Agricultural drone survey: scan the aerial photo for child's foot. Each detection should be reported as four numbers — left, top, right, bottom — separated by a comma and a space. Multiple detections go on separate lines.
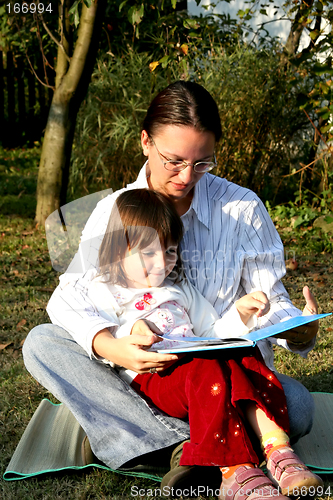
266, 448, 323, 496
218, 465, 288, 500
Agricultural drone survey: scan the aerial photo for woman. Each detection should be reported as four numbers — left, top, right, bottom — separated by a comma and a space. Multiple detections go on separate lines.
23, 81, 318, 491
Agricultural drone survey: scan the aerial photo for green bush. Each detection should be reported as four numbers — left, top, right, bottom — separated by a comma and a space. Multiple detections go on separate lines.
70, 45, 315, 204
69, 51, 179, 199
196, 45, 314, 203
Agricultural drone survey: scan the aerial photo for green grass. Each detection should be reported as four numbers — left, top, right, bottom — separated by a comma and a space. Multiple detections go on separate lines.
1, 148, 333, 499
0, 146, 40, 218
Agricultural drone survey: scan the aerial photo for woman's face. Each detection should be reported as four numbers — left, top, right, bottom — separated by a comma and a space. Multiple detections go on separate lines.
141, 125, 215, 214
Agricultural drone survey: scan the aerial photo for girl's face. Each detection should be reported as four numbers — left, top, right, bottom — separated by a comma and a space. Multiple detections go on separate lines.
122, 237, 178, 289
141, 125, 215, 216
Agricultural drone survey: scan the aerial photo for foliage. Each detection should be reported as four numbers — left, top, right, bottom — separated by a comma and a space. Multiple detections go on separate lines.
266, 198, 333, 254
100, 0, 241, 61
69, 50, 177, 198
266, 156, 333, 230
0, 2, 57, 84
267, 200, 319, 228
184, 0, 333, 201
2, 0, 333, 214
240, 0, 333, 137
70, 44, 315, 203
67, 1, 253, 199
285, 0, 333, 139
194, 44, 313, 201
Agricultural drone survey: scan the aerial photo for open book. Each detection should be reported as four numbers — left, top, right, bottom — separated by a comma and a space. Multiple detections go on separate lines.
151, 313, 331, 353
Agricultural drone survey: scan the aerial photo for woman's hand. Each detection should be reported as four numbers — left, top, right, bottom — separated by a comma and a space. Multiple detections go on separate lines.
92, 322, 180, 374
235, 291, 270, 325
282, 286, 319, 349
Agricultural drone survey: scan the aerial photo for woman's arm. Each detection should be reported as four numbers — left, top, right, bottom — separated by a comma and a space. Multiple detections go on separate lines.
240, 197, 318, 353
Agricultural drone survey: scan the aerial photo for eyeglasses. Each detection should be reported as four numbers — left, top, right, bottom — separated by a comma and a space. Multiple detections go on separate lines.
151, 138, 217, 173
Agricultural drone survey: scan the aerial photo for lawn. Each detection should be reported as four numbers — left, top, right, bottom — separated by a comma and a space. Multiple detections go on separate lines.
0, 148, 333, 499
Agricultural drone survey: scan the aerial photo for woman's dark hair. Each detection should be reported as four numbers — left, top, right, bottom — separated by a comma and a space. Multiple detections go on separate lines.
142, 80, 222, 142
99, 189, 184, 286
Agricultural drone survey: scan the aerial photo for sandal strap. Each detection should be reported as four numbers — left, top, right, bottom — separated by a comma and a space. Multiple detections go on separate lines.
268, 449, 307, 481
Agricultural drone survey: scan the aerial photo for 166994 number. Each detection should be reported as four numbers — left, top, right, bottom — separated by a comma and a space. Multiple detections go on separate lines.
6, 3, 53, 14
286, 485, 331, 497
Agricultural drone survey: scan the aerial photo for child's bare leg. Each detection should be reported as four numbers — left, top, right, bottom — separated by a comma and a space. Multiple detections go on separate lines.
245, 402, 291, 457
245, 402, 285, 438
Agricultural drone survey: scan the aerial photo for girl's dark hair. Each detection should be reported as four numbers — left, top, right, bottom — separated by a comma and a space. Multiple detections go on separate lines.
99, 189, 184, 287
142, 80, 222, 142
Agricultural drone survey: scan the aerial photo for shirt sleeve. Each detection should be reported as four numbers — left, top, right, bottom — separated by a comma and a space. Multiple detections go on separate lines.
180, 279, 256, 338
46, 192, 124, 358
239, 197, 315, 356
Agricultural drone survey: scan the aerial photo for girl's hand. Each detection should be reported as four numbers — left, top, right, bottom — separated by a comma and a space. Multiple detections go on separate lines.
235, 291, 270, 325
92, 325, 180, 374
130, 319, 163, 338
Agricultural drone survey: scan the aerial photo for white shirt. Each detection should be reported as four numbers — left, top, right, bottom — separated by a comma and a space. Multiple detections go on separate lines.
47, 165, 313, 370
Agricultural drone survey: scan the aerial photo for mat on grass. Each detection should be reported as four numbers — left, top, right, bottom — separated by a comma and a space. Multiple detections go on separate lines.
3, 399, 166, 481
293, 392, 333, 474
3, 392, 333, 481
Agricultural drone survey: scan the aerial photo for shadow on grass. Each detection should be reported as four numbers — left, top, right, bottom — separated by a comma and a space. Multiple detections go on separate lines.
0, 147, 39, 219
298, 370, 333, 394
0, 173, 37, 219
0, 194, 36, 219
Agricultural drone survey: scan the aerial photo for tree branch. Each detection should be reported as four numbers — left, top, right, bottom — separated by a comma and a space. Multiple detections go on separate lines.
13, 17, 55, 90
39, 10, 71, 63
35, 15, 50, 86
60, 0, 65, 46
283, 0, 315, 61
26, 52, 55, 90
61, 0, 99, 95
303, 108, 328, 147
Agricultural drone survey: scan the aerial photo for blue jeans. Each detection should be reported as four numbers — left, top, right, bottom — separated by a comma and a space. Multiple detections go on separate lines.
275, 372, 314, 444
22, 324, 314, 469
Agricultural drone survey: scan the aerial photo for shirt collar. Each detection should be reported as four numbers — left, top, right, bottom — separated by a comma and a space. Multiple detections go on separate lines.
129, 163, 212, 230
184, 174, 212, 230
127, 162, 150, 189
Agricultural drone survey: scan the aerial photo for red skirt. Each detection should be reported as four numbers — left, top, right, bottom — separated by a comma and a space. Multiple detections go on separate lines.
131, 347, 289, 467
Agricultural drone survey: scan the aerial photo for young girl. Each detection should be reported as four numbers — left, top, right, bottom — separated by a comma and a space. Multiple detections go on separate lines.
87, 188, 322, 500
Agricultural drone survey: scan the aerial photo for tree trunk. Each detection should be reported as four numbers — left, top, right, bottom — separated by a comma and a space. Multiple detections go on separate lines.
282, 0, 315, 62
35, 0, 102, 226
35, 93, 73, 220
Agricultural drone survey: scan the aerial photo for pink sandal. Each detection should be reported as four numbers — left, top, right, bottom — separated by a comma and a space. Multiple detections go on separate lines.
266, 448, 323, 496
218, 465, 288, 500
